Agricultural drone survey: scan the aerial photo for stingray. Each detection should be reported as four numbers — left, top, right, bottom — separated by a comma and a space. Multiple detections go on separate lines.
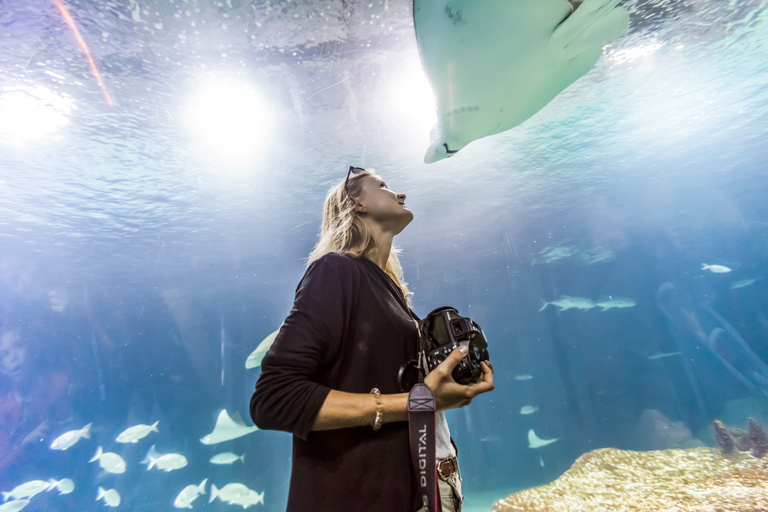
528, 428, 559, 448
245, 329, 280, 369
200, 410, 258, 445
413, 0, 629, 163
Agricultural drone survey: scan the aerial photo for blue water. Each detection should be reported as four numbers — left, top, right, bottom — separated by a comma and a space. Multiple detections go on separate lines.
2, 0, 768, 510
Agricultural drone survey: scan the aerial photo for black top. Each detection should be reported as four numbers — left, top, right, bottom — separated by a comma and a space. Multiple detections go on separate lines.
250, 252, 422, 511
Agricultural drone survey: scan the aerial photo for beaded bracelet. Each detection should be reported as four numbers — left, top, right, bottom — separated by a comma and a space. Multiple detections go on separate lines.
370, 387, 383, 431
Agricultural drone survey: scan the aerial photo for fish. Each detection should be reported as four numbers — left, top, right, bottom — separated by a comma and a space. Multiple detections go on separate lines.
96, 487, 120, 508
210, 452, 245, 465
116, 421, 159, 443
2, 481, 50, 501
200, 410, 258, 445
174, 479, 207, 509
209, 483, 251, 503
0, 500, 29, 512
89, 447, 126, 474
513, 374, 533, 381
520, 405, 539, 415
702, 263, 732, 273
730, 278, 757, 289
538, 296, 596, 312
595, 296, 636, 311
147, 453, 188, 472
528, 429, 559, 448
227, 489, 265, 508
413, 0, 628, 162
245, 329, 279, 369
49, 422, 92, 450
46, 478, 74, 495
647, 351, 682, 360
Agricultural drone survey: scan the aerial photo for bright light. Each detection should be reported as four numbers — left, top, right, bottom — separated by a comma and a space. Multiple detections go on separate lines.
385, 63, 437, 139
608, 42, 666, 64
0, 86, 74, 144
185, 78, 273, 166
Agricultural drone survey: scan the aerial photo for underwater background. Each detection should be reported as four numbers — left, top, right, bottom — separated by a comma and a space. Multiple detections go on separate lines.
1, 0, 768, 510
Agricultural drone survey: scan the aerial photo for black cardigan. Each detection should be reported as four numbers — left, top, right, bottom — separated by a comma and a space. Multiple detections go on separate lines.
250, 252, 422, 511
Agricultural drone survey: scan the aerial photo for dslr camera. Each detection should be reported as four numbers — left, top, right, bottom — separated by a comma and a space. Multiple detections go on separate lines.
422, 306, 490, 385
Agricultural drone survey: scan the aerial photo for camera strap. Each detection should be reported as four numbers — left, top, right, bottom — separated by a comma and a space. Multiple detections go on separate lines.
408, 383, 441, 512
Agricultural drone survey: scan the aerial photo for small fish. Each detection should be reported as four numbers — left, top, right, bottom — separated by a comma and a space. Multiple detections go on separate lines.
209, 483, 251, 503
89, 447, 126, 474
520, 405, 539, 415
0, 500, 29, 512
513, 374, 533, 381
116, 421, 159, 443
200, 410, 258, 445
730, 278, 757, 289
538, 296, 596, 312
528, 429, 559, 448
227, 489, 265, 508
2, 481, 50, 501
595, 296, 636, 311
147, 453, 188, 472
210, 452, 245, 465
702, 263, 732, 273
174, 479, 207, 509
245, 329, 279, 369
97, 487, 120, 507
49, 423, 92, 450
647, 351, 682, 360
46, 479, 75, 495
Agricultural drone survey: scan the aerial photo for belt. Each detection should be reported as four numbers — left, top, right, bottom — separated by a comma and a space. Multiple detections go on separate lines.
437, 456, 458, 478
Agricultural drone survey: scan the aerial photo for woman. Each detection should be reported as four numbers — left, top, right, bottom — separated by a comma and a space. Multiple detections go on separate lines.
250, 167, 494, 511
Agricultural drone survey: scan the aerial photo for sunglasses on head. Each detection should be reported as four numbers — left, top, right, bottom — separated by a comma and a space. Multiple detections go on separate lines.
345, 166, 366, 194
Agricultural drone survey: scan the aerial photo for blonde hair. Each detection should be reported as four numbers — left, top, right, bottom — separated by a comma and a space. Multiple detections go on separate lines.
307, 169, 412, 306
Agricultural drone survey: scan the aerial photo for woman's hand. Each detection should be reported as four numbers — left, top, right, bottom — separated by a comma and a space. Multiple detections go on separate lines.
423, 345, 494, 411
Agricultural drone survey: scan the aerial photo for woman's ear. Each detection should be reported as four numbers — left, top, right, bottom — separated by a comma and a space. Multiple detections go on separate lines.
354, 203, 367, 214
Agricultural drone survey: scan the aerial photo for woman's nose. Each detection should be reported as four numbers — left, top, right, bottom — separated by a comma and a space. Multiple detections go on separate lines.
397, 193, 406, 200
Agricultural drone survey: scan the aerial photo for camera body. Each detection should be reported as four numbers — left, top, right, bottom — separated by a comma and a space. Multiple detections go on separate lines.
422, 307, 489, 385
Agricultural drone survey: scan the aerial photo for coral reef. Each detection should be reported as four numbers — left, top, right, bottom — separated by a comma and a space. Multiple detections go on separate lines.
748, 418, 768, 458
493, 447, 768, 512
712, 419, 735, 453
712, 417, 768, 457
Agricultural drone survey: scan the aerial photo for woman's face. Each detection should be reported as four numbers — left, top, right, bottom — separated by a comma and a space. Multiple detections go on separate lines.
356, 174, 413, 234
0, 330, 27, 382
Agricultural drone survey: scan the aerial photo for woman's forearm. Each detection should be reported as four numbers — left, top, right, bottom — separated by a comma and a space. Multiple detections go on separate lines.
311, 389, 409, 431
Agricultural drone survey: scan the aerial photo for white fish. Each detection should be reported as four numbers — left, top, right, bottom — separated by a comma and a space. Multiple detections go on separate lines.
49, 423, 92, 450
209, 483, 251, 503
147, 453, 188, 472
97, 487, 121, 507
174, 479, 207, 509
46, 478, 75, 495
520, 405, 539, 415
200, 410, 258, 445
513, 374, 533, 381
0, 500, 29, 512
227, 489, 265, 508
116, 421, 159, 443
528, 429, 559, 449
245, 329, 279, 369
2, 481, 50, 501
210, 452, 245, 465
702, 263, 732, 273
647, 351, 682, 360
595, 296, 636, 311
89, 447, 126, 474
538, 296, 596, 312
730, 278, 757, 289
